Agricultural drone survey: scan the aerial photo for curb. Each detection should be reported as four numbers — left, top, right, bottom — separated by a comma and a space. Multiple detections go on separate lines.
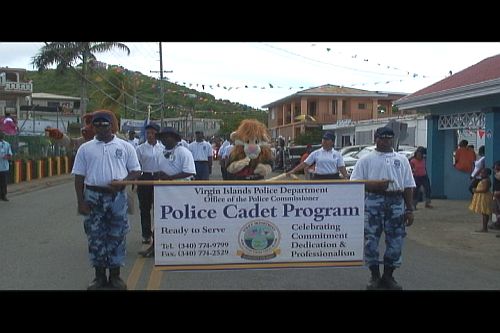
8, 174, 74, 197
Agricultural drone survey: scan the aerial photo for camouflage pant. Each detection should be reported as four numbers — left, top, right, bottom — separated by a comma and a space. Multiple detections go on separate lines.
364, 193, 406, 268
83, 189, 129, 268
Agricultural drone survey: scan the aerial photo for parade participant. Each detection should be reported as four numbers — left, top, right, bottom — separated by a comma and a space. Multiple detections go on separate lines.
0, 131, 13, 201
71, 111, 141, 290
286, 132, 348, 179
135, 122, 163, 244
188, 131, 213, 180
350, 126, 416, 290
218, 132, 235, 180
127, 130, 139, 148
226, 119, 273, 180
138, 126, 196, 258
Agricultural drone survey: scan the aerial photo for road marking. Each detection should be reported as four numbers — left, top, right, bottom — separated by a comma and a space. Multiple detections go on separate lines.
127, 243, 152, 290
127, 256, 146, 290
146, 267, 163, 290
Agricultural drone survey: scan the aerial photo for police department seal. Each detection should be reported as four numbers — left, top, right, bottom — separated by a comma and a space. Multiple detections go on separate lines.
237, 220, 280, 260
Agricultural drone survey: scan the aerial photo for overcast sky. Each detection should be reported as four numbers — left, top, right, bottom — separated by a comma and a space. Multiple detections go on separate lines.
2, 42, 500, 110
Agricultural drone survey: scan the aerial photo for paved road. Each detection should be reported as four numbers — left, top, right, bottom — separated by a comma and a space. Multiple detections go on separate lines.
2, 161, 500, 290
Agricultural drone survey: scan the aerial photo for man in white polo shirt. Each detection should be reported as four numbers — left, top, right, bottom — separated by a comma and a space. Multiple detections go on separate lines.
188, 130, 213, 180
135, 122, 163, 245
350, 126, 415, 290
138, 126, 196, 258
71, 110, 141, 290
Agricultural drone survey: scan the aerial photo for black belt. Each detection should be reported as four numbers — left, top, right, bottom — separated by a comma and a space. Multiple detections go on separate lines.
141, 171, 157, 176
86, 185, 116, 193
366, 190, 403, 197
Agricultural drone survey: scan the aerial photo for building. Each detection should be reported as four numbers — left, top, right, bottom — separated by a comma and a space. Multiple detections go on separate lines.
263, 84, 407, 146
120, 116, 222, 141
18, 93, 81, 134
0, 67, 33, 119
324, 113, 428, 148
395, 53, 500, 200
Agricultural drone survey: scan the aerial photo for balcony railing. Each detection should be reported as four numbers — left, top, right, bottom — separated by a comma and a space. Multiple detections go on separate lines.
1, 81, 33, 94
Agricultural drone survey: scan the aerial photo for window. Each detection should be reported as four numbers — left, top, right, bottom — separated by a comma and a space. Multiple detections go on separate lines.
358, 103, 366, 110
308, 101, 317, 117
331, 100, 337, 115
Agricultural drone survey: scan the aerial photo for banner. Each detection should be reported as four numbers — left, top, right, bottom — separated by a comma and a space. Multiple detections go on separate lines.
153, 181, 365, 270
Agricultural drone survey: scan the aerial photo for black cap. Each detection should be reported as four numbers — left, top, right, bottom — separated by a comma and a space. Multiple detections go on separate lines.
145, 122, 160, 132
374, 126, 395, 139
158, 126, 181, 141
92, 111, 112, 123
322, 131, 335, 141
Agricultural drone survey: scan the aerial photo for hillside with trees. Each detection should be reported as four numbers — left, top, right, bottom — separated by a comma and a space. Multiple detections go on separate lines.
26, 66, 268, 137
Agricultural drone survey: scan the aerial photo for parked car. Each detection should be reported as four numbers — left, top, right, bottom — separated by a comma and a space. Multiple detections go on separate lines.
283, 144, 322, 171
338, 144, 370, 157
344, 145, 418, 175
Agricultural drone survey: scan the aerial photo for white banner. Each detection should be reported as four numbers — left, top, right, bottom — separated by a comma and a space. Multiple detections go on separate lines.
153, 181, 365, 270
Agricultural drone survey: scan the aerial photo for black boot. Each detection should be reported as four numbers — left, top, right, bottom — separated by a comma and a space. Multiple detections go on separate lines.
108, 267, 127, 290
381, 266, 403, 290
87, 267, 107, 290
366, 265, 382, 290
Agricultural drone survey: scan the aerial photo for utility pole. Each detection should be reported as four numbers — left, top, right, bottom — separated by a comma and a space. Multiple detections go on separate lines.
150, 42, 173, 128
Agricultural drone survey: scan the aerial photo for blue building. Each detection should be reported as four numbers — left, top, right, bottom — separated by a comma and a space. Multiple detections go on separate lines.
395, 54, 500, 200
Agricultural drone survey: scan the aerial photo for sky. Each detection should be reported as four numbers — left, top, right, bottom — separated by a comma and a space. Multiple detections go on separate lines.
2, 42, 500, 110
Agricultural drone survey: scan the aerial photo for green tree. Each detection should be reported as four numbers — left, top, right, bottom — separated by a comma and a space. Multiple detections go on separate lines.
31, 42, 130, 116
90, 68, 141, 119
293, 128, 323, 145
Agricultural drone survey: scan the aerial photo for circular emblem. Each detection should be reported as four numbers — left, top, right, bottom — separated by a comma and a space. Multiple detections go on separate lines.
238, 220, 280, 260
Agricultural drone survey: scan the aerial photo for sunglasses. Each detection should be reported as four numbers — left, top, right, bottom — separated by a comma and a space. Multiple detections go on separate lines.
93, 121, 110, 127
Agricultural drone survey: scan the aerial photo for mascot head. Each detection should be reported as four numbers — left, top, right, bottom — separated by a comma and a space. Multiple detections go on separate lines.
81, 109, 119, 141
232, 119, 271, 160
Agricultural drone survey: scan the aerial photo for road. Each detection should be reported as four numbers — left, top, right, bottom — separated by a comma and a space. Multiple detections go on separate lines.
2, 161, 500, 290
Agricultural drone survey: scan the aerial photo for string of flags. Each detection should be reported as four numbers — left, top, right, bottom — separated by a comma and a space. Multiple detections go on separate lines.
301, 43, 434, 79
150, 73, 430, 94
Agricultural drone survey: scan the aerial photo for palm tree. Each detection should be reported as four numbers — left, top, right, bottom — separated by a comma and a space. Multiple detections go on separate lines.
91, 67, 140, 118
31, 42, 130, 116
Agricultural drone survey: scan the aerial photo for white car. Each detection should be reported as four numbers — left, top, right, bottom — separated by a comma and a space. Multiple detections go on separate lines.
345, 145, 417, 175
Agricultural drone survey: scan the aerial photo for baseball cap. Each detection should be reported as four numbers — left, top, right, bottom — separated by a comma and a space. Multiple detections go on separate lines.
92, 111, 112, 123
158, 126, 181, 141
374, 126, 395, 139
322, 131, 335, 141
145, 122, 160, 132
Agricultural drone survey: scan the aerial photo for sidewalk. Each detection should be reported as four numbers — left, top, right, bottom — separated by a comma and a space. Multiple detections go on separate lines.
7, 173, 74, 197
6, 163, 500, 269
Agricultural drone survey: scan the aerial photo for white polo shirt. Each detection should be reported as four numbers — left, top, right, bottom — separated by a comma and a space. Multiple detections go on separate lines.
157, 145, 196, 177
72, 136, 141, 187
304, 148, 345, 175
350, 149, 416, 191
136, 140, 165, 173
188, 140, 213, 161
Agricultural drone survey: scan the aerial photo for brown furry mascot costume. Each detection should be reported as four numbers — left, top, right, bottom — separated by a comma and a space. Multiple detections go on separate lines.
45, 109, 120, 152
226, 119, 273, 180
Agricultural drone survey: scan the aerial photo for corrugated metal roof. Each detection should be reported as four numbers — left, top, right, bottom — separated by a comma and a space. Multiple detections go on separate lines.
32, 92, 80, 100
396, 53, 500, 106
